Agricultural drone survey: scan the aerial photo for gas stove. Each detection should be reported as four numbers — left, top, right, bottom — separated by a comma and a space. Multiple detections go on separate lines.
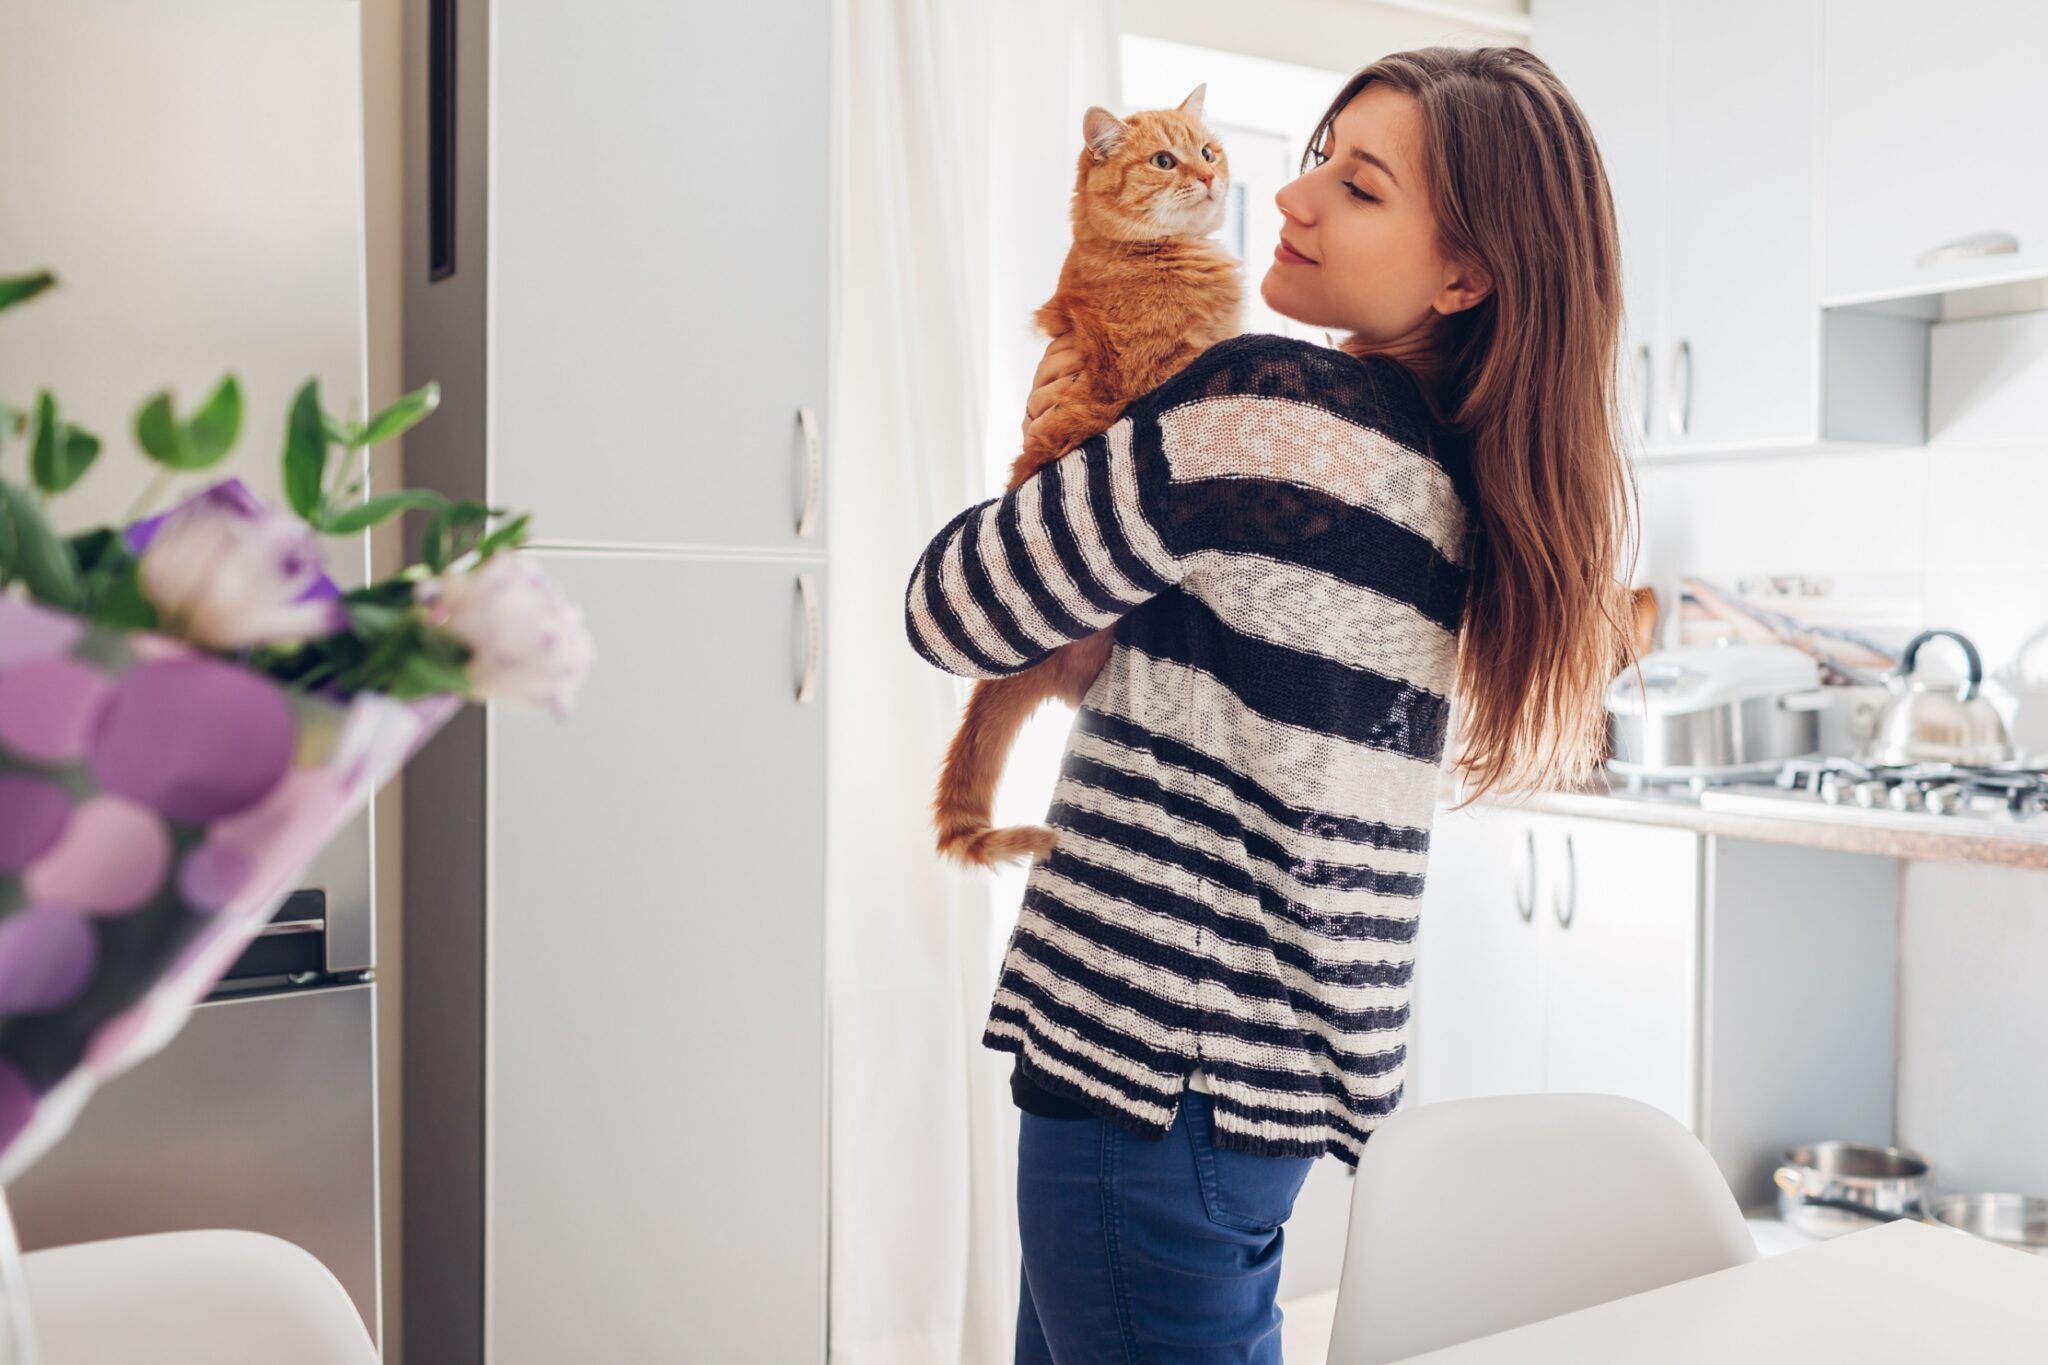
1679, 754, 2048, 827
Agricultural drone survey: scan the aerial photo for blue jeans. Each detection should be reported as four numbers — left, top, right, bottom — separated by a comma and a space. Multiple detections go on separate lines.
1014, 1090, 1317, 1363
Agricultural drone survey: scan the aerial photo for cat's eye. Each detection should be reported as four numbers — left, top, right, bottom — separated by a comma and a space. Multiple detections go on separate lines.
1151, 151, 1177, 170
1200, 145, 1215, 162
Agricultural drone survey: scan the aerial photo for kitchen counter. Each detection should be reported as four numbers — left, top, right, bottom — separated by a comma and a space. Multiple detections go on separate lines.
1441, 775, 2048, 872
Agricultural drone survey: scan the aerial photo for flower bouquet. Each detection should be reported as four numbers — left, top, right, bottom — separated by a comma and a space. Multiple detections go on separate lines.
0, 268, 593, 1194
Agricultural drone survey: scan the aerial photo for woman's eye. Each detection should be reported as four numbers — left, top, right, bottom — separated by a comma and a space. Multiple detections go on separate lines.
1200, 145, 1215, 162
1152, 151, 1177, 169
1309, 143, 1330, 167
1346, 182, 1378, 204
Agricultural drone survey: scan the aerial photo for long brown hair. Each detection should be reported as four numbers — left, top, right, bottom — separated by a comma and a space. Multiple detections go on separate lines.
1304, 46, 1642, 805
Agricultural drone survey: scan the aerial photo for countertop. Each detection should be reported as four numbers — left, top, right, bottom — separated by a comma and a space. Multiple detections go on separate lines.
1441, 774, 2048, 872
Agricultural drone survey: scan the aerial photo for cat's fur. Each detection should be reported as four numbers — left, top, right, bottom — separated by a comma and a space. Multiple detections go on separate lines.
933, 85, 1244, 869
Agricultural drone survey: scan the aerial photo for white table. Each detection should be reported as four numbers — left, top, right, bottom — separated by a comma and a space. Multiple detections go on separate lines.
1390, 1220, 2048, 1363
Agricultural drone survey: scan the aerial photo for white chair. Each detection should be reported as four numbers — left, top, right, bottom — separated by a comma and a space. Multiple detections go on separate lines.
1326, 1093, 1758, 1364
18, 1229, 376, 1365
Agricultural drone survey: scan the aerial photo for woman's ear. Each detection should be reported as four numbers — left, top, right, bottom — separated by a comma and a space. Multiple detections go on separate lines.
1083, 106, 1130, 160
1435, 257, 1494, 315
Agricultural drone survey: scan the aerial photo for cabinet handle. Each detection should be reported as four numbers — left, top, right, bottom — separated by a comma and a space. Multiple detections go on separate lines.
1633, 342, 1654, 442
795, 572, 822, 704
1553, 832, 1577, 929
1665, 340, 1692, 440
1915, 230, 2019, 270
1514, 830, 1536, 924
796, 406, 824, 538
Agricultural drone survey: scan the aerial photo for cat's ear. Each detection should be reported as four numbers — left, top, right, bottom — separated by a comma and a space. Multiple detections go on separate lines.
1178, 84, 1207, 123
1083, 106, 1130, 160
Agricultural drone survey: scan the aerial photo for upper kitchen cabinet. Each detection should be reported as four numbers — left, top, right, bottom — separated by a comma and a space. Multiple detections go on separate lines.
1655, 0, 1821, 452
1535, 0, 1831, 456
1528, 0, 1664, 449
1819, 0, 2048, 306
489, 0, 829, 551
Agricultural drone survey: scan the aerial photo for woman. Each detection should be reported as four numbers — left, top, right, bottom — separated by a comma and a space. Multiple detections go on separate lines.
903, 45, 1639, 1363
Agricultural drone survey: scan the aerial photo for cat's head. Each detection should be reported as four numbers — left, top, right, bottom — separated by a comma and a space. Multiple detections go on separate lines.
1074, 85, 1229, 243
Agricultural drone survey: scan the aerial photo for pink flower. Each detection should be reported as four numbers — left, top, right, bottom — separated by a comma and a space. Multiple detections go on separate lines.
137, 491, 345, 650
417, 552, 593, 715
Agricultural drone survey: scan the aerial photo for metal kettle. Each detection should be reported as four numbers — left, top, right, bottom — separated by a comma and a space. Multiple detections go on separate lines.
1869, 628, 2013, 766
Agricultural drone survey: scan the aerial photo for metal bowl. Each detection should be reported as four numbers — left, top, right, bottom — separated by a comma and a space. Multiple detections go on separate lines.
1774, 1140, 1933, 1240
1925, 1192, 2048, 1256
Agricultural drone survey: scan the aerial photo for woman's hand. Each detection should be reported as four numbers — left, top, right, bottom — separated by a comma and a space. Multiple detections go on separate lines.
1022, 329, 1084, 444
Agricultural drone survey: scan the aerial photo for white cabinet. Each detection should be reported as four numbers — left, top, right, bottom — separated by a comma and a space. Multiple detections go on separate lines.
1407, 806, 1546, 1100
1535, 0, 1923, 453
400, 3, 832, 1360
1655, 0, 1821, 451
1529, 0, 1664, 449
1538, 817, 1698, 1125
490, 0, 830, 551
489, 554, 826, 1364
1411, 803, 1902, 1204
1820, 0, 2048, 305
1412, 808, 1697, 1128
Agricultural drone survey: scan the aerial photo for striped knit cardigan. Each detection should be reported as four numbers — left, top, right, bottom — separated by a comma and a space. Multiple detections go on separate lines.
904, 332, 1478, 1167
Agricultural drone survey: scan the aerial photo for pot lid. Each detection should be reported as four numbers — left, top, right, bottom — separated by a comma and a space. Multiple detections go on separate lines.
1606, 642, 1823, 718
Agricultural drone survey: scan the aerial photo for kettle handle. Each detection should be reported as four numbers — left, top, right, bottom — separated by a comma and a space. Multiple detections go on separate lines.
1897, 628, 1984, 703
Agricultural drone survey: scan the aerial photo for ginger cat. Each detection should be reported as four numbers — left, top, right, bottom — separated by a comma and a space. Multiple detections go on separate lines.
932, 85, 1243, 869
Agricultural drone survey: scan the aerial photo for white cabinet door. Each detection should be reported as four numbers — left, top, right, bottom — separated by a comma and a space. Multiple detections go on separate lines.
1821, 0, 2048, 303
491, 0, 830, 551
1658, 0, 1820, 449
1535, 815, 1699, 1128
489, 553, 826, 1363
1410, 804, 1545, 1104
1531, 0, 1665, 448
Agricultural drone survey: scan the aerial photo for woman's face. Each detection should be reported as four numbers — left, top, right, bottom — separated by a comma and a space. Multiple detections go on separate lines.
1261, 83, 1490, 353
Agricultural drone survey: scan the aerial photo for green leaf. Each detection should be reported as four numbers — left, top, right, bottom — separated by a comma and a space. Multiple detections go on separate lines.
93, 567, 158, 629
318, 487, 450, 535
346, 601, 410, 635
343, 578, 417, 609
135, 375, 244, 471
421, 498, 489, 572
0, 271, 55, 314
0, 480, 80, 607
31, 392, 102, 494
282, 379, 327, 520
474, 512, 531, 561
359, 381, 441, 447
183, 374, 243, 466
134, 392, 182, 465
0, 403, 25, 439
385, 650, 472, 700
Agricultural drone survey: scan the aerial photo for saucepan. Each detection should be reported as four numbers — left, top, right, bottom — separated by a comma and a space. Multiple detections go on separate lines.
1775, 1141, 2048, 1256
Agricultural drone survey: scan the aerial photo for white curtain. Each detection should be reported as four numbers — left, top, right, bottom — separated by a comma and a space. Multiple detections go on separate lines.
824, 3, 1119, 1363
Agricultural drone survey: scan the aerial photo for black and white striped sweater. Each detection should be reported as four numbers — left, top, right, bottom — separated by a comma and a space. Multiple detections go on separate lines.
904, 331, 1478, 1167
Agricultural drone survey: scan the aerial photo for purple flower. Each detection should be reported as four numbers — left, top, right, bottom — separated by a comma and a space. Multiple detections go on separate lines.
417, 552, 594, 716
136, 482, 347, 650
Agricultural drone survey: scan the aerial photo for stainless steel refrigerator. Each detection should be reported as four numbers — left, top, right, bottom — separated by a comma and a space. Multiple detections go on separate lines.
0, 0, 385, 1342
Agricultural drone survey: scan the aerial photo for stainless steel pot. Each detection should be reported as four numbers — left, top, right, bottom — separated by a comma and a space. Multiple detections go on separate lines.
1606, 643, 1831, 780
1925, 1192, 2048, 1256
1870, 628, 2014, 766
1773, 1140, 1932, 1239
1775, 1185, 2048, 1258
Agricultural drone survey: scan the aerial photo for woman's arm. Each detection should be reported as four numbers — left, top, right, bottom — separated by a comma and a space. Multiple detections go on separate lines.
903, 418, 1183, 679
